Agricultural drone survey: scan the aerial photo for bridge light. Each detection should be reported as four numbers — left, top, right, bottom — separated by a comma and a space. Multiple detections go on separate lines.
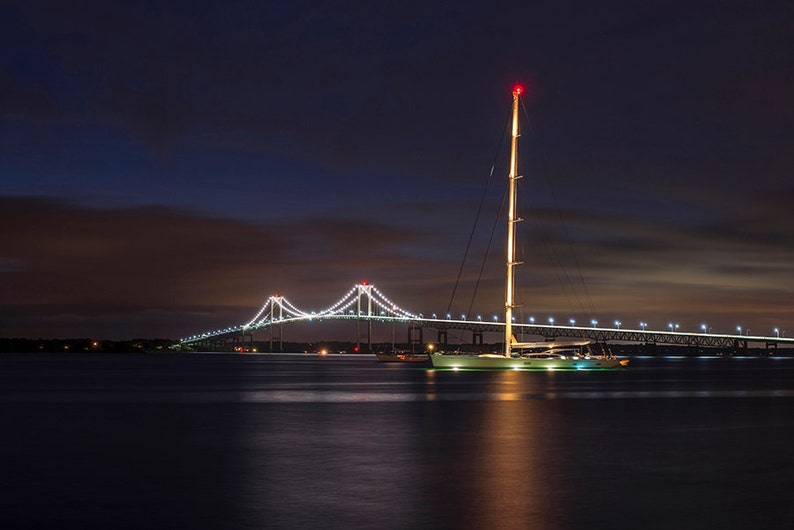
591, 319, 597, 328
614, 320, 621, 329
569, 318, 575, 326
493, 315, 498, 322
477, 315, 482, 321
701, 323, 707, 333
529, 316, 535, 324
447, 313, 451, 320
736, 325, 742, 334
549, 317, 554, 325
774, 327, 779, 337
640, 322, 647, 331
461, 314, 466, 320
432, 313, 437, 319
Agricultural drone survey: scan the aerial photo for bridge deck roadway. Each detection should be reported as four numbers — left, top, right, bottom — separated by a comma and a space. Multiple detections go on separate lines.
182, 315, 793, 350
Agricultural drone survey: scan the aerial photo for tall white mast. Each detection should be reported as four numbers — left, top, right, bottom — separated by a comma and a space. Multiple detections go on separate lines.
505, 85, 523, 357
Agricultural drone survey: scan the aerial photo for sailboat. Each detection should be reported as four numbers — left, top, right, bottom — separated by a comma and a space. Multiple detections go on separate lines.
430, 85, 628, 370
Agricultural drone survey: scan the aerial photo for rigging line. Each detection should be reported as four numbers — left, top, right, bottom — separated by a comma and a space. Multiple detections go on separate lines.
445, 107, 512, 316
520, 99, 597, 317
467, 181, 508, 320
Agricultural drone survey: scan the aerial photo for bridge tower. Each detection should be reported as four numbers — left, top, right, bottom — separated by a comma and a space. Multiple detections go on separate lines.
269, 295, 284, 352
356, 283, 373, 352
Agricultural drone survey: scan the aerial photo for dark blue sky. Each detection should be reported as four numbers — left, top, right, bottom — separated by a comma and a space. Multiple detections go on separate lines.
2, 0, 793, 340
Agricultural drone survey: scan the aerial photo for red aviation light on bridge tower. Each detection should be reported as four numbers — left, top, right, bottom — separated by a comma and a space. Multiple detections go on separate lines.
513, 84, 524, 97
361, 281, 368, 286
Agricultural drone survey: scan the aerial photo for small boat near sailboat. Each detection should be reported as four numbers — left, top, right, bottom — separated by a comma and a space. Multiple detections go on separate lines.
375, 351, 430, 364
430, 85, 627, 370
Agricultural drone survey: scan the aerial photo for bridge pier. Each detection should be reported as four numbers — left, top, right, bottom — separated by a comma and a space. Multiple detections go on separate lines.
437, 330, 448, 348
472, 331, 483, 351
240, 332, 253, 352
356, 318, 372, 353
408, 325, 423, 353
643, 342, 657, 356
270, 323, 283, 353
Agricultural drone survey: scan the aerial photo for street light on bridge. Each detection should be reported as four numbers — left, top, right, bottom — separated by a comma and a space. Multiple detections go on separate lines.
640, 322, 647, 331
614, 320, 621, 329
774, 327, 779, 338
569, 318, 575, 326
549, 317, 555, 325
591, 319, 597, 328
529, 316, 535, 324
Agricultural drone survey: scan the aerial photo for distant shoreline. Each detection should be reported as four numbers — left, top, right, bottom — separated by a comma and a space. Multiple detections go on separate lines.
2, 337, 792, 357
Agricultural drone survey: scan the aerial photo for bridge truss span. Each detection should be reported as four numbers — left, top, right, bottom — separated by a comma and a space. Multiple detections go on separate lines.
179, 282, 794, 353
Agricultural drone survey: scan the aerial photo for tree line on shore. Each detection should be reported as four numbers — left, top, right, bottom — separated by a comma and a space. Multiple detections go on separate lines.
0, 337, 176, 353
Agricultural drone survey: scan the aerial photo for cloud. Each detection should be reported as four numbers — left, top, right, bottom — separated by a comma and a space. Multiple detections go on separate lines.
0, 196, 446, 338
3, 1, 793, 341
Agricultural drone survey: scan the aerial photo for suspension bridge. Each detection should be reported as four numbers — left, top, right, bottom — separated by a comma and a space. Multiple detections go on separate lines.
179, 282, 793, 354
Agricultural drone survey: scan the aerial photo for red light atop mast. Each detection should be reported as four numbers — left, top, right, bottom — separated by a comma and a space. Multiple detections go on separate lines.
513, 84, 524, 96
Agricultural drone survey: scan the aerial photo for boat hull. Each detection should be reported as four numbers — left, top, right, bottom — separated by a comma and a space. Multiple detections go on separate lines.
430, 353, 627, 370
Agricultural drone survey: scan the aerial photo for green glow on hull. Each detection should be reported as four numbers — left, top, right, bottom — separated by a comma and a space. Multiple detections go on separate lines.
430, 354, 626, 370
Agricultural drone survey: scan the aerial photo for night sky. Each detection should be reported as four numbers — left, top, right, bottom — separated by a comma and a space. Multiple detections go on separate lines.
2, 0, 793, 340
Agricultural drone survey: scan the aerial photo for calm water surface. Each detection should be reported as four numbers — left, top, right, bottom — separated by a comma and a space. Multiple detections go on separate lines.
1, 353, 793, 529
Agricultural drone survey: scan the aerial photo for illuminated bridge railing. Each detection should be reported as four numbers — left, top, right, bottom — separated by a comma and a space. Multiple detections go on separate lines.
181, 316, 794, 350
179, 283, 793, 349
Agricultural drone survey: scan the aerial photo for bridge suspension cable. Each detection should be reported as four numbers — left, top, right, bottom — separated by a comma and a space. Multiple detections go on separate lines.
238, 283, 420, 335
